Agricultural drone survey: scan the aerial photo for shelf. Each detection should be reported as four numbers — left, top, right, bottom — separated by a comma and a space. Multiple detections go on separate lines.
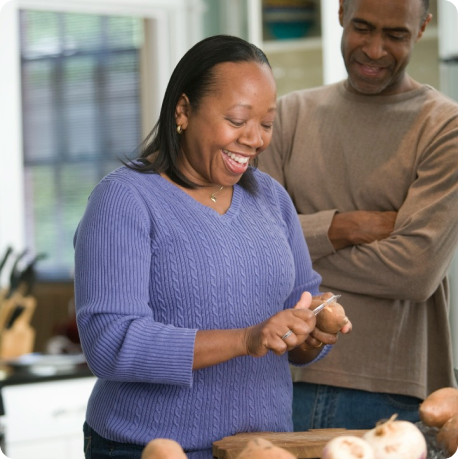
262, 36, 322, 54
262, 24, 438, 55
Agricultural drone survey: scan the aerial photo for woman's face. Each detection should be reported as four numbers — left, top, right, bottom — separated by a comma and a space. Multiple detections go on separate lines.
175, 61, 277, 187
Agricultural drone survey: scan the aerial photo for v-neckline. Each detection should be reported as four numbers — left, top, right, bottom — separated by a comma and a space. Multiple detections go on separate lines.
155, 174, 242, 222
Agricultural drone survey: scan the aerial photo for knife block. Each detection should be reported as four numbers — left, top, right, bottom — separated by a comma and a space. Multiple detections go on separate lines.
0, 294, 36, 359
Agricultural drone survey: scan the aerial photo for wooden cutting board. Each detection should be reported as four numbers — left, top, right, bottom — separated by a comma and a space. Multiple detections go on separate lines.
212, 429, 368, 459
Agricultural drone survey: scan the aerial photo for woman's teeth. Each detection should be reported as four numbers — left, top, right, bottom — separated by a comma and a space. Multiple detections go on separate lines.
223, 150, 249, 164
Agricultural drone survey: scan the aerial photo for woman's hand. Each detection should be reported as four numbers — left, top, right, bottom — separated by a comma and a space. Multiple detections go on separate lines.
244, 291, 316, 357
193, 292, 352, 370
301, 292, 352, 350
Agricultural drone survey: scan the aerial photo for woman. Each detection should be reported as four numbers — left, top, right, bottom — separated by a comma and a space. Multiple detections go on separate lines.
74, 35, 351, 459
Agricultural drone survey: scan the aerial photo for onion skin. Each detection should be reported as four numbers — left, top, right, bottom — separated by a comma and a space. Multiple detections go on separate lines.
437, 414, 458, 457
419, 387, 458, 428
322, 436, 375, 459
363, 415, 427, 459
235, 437, 296, 459
141, 438, 188, 459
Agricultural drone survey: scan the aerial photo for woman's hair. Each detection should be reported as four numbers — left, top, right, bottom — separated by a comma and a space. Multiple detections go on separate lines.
127, 34, 271, 191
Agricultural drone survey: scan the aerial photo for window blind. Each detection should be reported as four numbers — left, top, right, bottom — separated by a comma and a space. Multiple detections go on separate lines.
20, 10, 143, 279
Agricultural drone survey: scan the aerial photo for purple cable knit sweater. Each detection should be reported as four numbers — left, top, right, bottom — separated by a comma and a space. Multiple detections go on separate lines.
74, 166, 325, 458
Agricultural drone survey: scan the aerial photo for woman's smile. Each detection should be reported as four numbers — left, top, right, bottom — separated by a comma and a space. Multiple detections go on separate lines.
221, 149, 251, 175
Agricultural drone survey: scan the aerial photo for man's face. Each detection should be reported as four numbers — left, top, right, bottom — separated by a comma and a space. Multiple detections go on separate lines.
339, 0, 431, 96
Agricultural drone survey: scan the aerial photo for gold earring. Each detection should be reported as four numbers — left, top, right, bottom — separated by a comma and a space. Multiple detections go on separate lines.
176, 125, 183, 134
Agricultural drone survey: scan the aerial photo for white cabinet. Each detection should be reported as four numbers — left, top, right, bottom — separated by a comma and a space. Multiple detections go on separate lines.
2, 377, 96, 459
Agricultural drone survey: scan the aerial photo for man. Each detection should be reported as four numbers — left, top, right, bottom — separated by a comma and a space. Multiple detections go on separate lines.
259, 0, 458, 430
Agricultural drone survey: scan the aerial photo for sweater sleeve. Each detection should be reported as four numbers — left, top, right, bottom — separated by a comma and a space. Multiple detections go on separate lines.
298, 211, 338, 262
74, 179, 196, 386
315, 114, 458, 302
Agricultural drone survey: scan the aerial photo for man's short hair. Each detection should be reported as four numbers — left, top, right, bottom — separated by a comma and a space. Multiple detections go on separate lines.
342, 0, 430, 22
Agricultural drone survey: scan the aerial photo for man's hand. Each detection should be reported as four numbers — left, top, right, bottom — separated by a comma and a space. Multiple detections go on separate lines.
328, 211, 397, 251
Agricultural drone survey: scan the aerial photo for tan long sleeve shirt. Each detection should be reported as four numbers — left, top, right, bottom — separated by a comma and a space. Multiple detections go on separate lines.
259, 81, 458, 399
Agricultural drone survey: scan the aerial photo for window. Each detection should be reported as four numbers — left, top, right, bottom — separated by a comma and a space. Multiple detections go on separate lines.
20, 10, 144, 279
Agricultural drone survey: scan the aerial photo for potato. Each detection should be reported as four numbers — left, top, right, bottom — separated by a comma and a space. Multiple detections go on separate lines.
437, 414, 458, 457
236, 437, 296, 459
315, 299, 349, 334
141, 438, 188, 459
419, 387, 458, 428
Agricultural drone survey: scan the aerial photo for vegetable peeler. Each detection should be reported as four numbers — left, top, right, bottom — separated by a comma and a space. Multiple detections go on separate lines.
313, 295, 341, 315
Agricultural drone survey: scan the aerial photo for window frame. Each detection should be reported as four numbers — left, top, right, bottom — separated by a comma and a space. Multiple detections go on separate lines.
0, 0, 205, 284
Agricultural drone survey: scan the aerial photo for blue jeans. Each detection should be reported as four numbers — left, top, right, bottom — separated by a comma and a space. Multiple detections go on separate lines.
293, 382, 421, 431
83, 422, 144, 459
83, 422, 212, 459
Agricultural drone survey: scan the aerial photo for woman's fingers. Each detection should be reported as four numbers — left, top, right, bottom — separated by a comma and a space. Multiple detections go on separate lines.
340, 319, 353, 334
308, 328, 337, 346
246, 306, 317, 356
246, 291, 351, 357
293, 291, 313, 310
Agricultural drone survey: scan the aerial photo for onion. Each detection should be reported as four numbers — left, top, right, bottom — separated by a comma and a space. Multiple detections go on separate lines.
436, 414, 458, 457
363, 415, 427, 459
322, 435, 375, 459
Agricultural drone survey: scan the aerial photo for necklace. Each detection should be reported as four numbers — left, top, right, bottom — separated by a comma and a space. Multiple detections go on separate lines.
197, 185, 224, 203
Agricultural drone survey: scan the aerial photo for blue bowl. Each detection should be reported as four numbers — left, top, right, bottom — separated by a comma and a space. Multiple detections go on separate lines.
263, 4, 315, 39
266, 21, 313, 39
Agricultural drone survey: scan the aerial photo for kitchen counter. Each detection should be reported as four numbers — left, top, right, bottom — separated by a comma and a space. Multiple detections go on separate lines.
0, 359, 93, 387
0, 354, 96, 459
